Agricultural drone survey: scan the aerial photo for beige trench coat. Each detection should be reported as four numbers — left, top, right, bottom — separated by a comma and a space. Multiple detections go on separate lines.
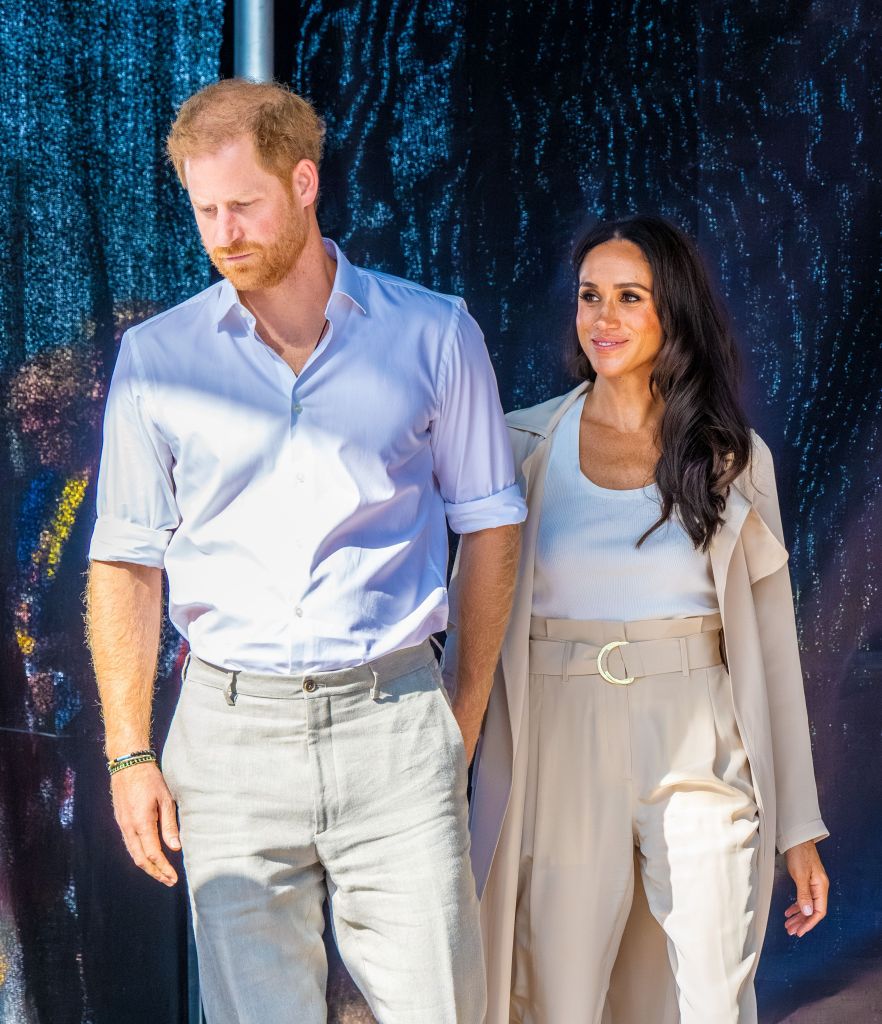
443, 383, 828, 1024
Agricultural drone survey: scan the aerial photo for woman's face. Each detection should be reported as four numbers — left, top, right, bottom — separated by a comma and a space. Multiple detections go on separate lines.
576, 239, 664, 381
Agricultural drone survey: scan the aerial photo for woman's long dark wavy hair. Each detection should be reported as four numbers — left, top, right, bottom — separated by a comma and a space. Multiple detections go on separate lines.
571, 215, 752, 551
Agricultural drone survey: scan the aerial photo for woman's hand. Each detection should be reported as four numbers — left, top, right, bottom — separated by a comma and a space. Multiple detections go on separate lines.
783, 840, 829, 937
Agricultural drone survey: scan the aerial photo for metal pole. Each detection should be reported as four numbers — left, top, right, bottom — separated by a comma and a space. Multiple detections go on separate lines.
234, 0, 274, 82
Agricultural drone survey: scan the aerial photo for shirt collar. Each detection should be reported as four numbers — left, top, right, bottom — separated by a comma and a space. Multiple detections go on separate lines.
322, 238, 368, 315
213, 237, 368, 327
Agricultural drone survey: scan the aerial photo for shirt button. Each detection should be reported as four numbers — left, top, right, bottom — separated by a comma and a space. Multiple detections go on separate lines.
303, 678, 317, 693
294, 605, 303, 617
293, 402, 303, 414
296, 472, 305, 483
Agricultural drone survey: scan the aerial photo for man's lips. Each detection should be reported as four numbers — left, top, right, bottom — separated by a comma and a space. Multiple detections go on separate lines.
222, 252, 254, 262
592, 336, 628, 350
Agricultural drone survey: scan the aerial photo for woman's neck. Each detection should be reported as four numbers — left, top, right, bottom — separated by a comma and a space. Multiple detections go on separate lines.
584, 372, 664, 434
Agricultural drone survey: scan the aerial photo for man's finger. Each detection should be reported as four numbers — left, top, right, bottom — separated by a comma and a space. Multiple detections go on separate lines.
134, 824, 178, 886
159, 797, 182, 852
122, 826, 172, 884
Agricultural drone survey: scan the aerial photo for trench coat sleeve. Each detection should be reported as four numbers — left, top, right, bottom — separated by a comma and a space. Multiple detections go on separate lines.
749, 437, 828, 852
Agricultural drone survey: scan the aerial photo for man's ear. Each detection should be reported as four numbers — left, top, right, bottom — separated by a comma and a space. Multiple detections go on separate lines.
291, 159, 320, 208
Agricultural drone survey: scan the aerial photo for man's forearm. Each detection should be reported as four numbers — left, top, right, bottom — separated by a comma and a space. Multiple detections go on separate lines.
451, 524, 521, 755
86, 560, 163, 757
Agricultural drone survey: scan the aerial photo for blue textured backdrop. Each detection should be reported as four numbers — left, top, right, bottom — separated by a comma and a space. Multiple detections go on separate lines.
1, 1, 880, 1021
0, 2, 222, 1021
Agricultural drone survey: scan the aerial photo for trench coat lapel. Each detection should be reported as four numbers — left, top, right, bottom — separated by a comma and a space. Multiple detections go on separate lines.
500, 383, 589, 755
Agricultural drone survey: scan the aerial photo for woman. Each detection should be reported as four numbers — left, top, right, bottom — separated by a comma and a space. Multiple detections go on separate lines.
443, 215, 829, 1023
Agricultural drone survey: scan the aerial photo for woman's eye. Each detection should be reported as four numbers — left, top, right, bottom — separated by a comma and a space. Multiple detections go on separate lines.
621, 292, 640, 303
579, 291, 598, 302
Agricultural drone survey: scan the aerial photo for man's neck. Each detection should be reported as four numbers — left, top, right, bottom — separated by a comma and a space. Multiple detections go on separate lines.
239, 229, 337, 372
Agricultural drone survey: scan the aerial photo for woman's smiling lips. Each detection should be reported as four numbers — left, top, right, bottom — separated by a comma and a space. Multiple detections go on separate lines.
592, 336, 628, 350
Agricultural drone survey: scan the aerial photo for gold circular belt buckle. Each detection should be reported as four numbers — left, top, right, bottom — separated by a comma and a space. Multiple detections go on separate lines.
597, 641, 635, 686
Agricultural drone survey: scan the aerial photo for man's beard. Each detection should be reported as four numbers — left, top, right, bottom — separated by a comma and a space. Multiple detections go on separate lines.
209, 205, 308, 291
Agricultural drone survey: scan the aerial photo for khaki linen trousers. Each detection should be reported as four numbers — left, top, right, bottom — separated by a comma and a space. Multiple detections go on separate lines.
161, 641, 485, 1024
511, 615, 760, 1024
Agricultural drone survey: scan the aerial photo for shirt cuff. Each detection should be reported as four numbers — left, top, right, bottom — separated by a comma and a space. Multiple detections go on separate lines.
444, 483, 527, 535
89, 516, 172, 568
777, 817, 830, 853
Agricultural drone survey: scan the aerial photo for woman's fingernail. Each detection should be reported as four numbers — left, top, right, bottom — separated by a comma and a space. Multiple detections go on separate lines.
802, 904, 813, 916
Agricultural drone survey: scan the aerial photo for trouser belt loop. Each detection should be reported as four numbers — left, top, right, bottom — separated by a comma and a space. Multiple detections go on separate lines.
224, 671, 239, 707
181, 651, 191, 681
561, 641, 571, 683
370, 664, 382, 702
679, 637, 690, 677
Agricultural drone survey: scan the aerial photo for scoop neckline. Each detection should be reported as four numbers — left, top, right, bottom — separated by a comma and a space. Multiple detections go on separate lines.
564, 398, 657, 500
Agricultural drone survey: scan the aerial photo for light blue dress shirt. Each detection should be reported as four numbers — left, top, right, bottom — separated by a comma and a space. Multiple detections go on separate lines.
90, 239, 526, 673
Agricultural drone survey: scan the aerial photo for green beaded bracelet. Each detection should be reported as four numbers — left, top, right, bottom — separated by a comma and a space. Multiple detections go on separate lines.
107, 749, 157, 775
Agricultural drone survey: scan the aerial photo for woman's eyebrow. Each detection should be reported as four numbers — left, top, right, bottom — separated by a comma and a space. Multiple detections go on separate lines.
579, 280, 652, 291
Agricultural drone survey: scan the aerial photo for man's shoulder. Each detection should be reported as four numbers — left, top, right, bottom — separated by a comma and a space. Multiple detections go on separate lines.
124, 280, 226, 349
355, 262, 465, 320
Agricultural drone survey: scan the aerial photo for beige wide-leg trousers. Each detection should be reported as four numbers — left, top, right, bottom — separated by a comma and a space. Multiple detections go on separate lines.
511, 615, 760, 1024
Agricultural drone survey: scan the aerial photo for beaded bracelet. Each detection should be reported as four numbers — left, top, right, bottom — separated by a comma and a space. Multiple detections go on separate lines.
107, 749, 157, 776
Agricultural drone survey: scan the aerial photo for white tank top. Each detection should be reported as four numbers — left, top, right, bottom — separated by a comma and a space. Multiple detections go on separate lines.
532, 399, 719, 620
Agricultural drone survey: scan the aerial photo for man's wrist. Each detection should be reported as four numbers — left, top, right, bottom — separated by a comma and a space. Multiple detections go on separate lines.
105, 735, 152, 761
106, 746, 157, 775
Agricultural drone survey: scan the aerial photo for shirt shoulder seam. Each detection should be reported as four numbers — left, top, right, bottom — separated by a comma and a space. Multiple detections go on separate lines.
120, 331, 167, 444
434, 296, 467, 415
126, 282, 222, 339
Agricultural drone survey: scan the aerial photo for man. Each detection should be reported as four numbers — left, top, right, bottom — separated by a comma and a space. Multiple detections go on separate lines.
87, 79, 524, 1023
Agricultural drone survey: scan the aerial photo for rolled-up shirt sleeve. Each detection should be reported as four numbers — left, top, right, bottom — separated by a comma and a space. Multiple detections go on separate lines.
89, 331, 180, 567
430, 301, 527, 534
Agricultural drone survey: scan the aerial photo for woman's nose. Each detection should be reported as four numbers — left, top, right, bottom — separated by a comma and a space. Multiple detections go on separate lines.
593, 299, 620, 327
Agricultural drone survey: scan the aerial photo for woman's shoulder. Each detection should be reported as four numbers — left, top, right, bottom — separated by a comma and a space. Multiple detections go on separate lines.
733, 429, 776, 502
748, 429, 773, 463
505, 383, 587, 436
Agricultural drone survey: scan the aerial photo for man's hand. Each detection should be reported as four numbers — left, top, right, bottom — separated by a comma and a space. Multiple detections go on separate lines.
111, 762, 181, 886
783, 839, 829, 937
452, 696, 486, 764
88, 560, 173, 880
448, 523, 521, 765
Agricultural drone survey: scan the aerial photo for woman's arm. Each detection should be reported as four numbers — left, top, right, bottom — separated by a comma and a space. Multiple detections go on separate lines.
750, 436, 829, 934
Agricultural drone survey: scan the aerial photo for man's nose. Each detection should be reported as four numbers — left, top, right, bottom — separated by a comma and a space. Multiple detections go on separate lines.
215, 210, 243, 247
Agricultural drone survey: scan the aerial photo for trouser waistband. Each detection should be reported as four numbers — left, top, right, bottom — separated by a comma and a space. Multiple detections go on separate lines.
529, 614, 724, 683
185, 639, 437, 703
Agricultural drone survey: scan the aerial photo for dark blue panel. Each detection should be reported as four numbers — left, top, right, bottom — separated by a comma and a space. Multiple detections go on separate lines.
0, 1, 222, 1020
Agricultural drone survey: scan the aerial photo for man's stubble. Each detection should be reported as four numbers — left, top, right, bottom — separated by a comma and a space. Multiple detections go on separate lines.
209, 197, 308, 292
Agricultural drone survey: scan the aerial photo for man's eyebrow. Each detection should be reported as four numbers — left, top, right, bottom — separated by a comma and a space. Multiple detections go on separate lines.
190, 191, 262, 204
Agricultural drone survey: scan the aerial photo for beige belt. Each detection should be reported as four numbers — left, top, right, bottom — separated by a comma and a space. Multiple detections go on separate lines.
529, 629, 724, 685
